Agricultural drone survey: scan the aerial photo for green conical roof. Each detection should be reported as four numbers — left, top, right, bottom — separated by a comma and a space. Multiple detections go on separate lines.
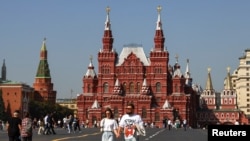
36, 60, 51, 78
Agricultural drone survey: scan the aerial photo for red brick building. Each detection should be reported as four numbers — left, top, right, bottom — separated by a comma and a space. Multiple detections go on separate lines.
33, 38, 57, 103
77, 6, 199, 128
0, 82, 34, 117
197, 68, 249, 127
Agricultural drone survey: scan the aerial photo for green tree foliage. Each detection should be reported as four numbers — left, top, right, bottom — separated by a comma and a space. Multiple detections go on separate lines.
29, 100, 74, 121
0, 89, 9, 121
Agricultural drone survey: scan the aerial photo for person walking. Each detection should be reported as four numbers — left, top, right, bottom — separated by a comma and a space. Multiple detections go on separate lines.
67, 114, 74, 133
6, 110, 22, 141
73, 117, 81, 133
37, 117, 45, 135
100, 108, 119, 141
43, 113, 51, 135
118, 103, 145, 141
167, 119, 172, 130
48, 113, 56, 134
183, 119, 187, 131
21, 112, 33, 141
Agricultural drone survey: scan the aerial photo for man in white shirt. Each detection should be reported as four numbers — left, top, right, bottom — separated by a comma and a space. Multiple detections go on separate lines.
118, 103, 145, 141
183, 119, 187, 131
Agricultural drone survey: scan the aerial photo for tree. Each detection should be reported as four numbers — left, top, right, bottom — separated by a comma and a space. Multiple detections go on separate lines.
29, 100, 74, 121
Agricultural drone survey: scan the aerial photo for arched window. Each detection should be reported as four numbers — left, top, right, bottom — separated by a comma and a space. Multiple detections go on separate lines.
175, 84, 178, 92
137, 82, 140, 93
156, 82, 161, 92
142, 107, 147, 118
129, 82, 134, 93
224, 99, 227, 104
114, 107, 119, 118
155, 112, 160, 121
103, 82, 109, 93
87, 84, 91, 93
123, 82, 127, 94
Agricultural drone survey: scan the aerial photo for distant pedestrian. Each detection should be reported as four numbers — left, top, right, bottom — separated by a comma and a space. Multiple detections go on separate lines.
6, 110, 22, 141
67, 115, 74, 133
183, 119, 187, 131
37, 118, 45, 135
73, 117, 81, 133
167, 119, 172, 130
21, 112, 33, 141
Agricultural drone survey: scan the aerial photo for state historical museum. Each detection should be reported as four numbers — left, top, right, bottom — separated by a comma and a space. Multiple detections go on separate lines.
77, 6, 199, 128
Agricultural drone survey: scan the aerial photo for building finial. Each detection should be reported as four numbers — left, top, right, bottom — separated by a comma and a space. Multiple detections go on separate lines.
157, 5, 162, 14
208, 67, 211, 73
43, 37, 46, 42
227, 66, 230, 73
106, 6, 110, 14
90, 55, 93, 62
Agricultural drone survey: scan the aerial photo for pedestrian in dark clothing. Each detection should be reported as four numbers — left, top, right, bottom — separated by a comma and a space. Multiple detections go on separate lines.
6, 110, 22, 141
74, 117, 81, 133
48, 113, 56, 134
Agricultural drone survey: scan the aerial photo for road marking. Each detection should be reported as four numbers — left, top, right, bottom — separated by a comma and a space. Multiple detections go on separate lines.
144, 129, 165, 140
52, 132, 101, 141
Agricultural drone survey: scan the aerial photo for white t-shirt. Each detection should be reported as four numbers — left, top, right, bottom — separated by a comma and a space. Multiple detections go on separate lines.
100, 118, 118, 132
119, 114, 143, 139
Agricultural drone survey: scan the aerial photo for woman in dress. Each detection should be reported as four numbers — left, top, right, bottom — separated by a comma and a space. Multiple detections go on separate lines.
100, 108, 119, 141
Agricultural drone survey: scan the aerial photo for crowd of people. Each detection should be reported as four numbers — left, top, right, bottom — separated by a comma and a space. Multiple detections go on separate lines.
2, 105, 190, 141
4, 110, 84, 141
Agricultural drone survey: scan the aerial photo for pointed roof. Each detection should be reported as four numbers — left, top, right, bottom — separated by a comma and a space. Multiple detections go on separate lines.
113, 78, 121, 94
224, 67, 233, 90
41, 38, 47, 51
117, 47, 150, 66
36, 38, 51, 78
141, 78, 149, 94
91, 99, 100, 109
185, 59, 190, 78
1, 59, 6, 81
185, 59, 192, 86
114, 78, 120, 86
102, 6, 114, 52
156, 5, 162, 30
142, 78, 147, 86
205, 67, 213, 90
162, 100, 171, 109
85, 55, 97, 78
105, 6, 111, 30
153, 5, 165, 52
173, 54, 183, 77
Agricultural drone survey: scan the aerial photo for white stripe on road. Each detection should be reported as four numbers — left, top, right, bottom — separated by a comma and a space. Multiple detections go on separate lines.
144, 129, 165, 141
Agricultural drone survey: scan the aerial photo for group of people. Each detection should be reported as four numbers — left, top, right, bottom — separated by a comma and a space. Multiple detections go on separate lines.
164, 118, 187, 131
62, 114, 81, 134
6, 110, 32, 141
100, 103, 146, 141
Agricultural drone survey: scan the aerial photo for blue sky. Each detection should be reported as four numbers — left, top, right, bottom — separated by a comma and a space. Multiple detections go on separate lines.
1, 0, 250, 98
